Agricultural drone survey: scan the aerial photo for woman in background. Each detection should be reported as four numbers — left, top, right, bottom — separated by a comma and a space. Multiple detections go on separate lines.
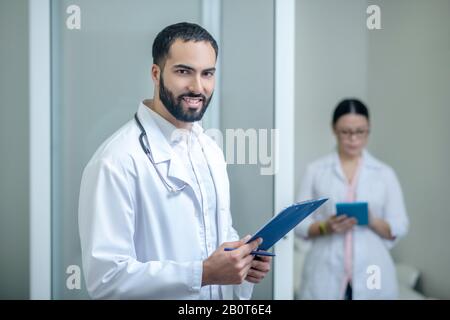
295, 99, 409, 299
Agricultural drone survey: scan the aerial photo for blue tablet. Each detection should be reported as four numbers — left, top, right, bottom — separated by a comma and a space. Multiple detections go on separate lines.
336, 202, 369, 225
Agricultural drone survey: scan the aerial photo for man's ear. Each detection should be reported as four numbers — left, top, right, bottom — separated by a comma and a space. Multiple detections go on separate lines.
151, 64, 161, 84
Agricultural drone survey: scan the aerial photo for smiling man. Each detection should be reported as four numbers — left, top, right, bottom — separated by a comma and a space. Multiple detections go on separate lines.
78, 22, 271, 300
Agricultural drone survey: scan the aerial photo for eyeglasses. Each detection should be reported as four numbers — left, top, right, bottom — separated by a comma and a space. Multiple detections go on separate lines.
336, 128, 370, 139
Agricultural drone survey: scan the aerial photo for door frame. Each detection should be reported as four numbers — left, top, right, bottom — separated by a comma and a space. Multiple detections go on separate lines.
273, 0, 295, 300
29, 0, 51, 299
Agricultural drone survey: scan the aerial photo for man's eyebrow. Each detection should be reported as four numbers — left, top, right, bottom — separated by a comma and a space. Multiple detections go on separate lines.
203, 67, 216, 73
172, 64, 216, 73
172, 64, 195, 71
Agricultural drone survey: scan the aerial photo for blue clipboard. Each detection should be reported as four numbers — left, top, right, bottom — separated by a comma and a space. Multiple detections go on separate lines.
225, 198, 328, 256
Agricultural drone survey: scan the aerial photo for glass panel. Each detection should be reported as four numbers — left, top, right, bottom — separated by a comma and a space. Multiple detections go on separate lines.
51, 0, 276, 300
51, 0, 202, 299
0, 0, 29, 299
221, 0, 275, 299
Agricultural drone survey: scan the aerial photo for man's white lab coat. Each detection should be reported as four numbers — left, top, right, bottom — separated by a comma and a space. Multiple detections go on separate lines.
78, 102, 253, 299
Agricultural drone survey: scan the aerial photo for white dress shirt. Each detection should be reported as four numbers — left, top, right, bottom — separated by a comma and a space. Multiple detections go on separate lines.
148, 107, 221, 299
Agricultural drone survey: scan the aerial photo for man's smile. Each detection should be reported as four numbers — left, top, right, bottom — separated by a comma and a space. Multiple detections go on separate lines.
181, 96, 204, 109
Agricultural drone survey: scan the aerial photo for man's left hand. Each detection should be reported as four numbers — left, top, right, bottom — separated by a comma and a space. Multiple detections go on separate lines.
245, 255, 272, 284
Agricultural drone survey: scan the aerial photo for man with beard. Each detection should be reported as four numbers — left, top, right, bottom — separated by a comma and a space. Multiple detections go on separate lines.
78, 22, 271, 299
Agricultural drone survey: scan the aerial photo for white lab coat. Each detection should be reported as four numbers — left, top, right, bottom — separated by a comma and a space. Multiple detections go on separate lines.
78, 102, 253, 299
295, 150, 409, 299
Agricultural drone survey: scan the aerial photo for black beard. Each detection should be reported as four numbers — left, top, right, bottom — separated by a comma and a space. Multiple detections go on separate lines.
159, 74, 213, 122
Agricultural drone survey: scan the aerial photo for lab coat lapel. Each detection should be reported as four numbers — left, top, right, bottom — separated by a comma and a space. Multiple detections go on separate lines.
137, 103, 196, 195
356, 150, 381, 199
332, 151, 346, 183
166, 152, 196, 192
163, 135, 202, 209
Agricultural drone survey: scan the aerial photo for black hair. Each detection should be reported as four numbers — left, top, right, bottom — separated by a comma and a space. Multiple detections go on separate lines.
152, 22, 218, 69
332, 99, 370, 127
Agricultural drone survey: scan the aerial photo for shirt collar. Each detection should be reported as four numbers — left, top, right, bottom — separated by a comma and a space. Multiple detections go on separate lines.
331, 148, 382, 175
143, 99, 204, 145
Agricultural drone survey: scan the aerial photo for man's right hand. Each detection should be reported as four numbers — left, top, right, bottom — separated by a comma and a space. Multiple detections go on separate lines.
201, 235, 262, 286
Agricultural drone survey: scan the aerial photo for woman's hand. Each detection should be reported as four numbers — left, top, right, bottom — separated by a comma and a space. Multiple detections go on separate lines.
309, 215, 357, 237
325, 214, 357, 234
368, 210, 395, 240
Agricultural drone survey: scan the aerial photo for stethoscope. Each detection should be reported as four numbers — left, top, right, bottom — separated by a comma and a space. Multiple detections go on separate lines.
134, 113, 187, 193
135, 112, 220, 286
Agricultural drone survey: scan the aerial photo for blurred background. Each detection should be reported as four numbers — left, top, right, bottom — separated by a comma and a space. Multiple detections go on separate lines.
294, 0, 450, 300
0, 0, 449, 299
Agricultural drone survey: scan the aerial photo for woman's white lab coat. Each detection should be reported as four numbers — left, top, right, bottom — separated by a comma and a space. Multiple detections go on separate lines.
78, 103, 253, 299
295, 150, 409, 299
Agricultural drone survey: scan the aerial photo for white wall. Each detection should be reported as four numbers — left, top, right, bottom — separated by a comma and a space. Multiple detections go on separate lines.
367, 0, 450, 299
295, 0, 450, 299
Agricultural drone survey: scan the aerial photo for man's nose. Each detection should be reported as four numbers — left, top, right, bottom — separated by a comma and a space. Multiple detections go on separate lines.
188, 75, 204, 93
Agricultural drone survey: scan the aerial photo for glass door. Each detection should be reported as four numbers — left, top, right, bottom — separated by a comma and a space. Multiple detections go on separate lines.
49, 0, 282, 300
51, 0, 203, 299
